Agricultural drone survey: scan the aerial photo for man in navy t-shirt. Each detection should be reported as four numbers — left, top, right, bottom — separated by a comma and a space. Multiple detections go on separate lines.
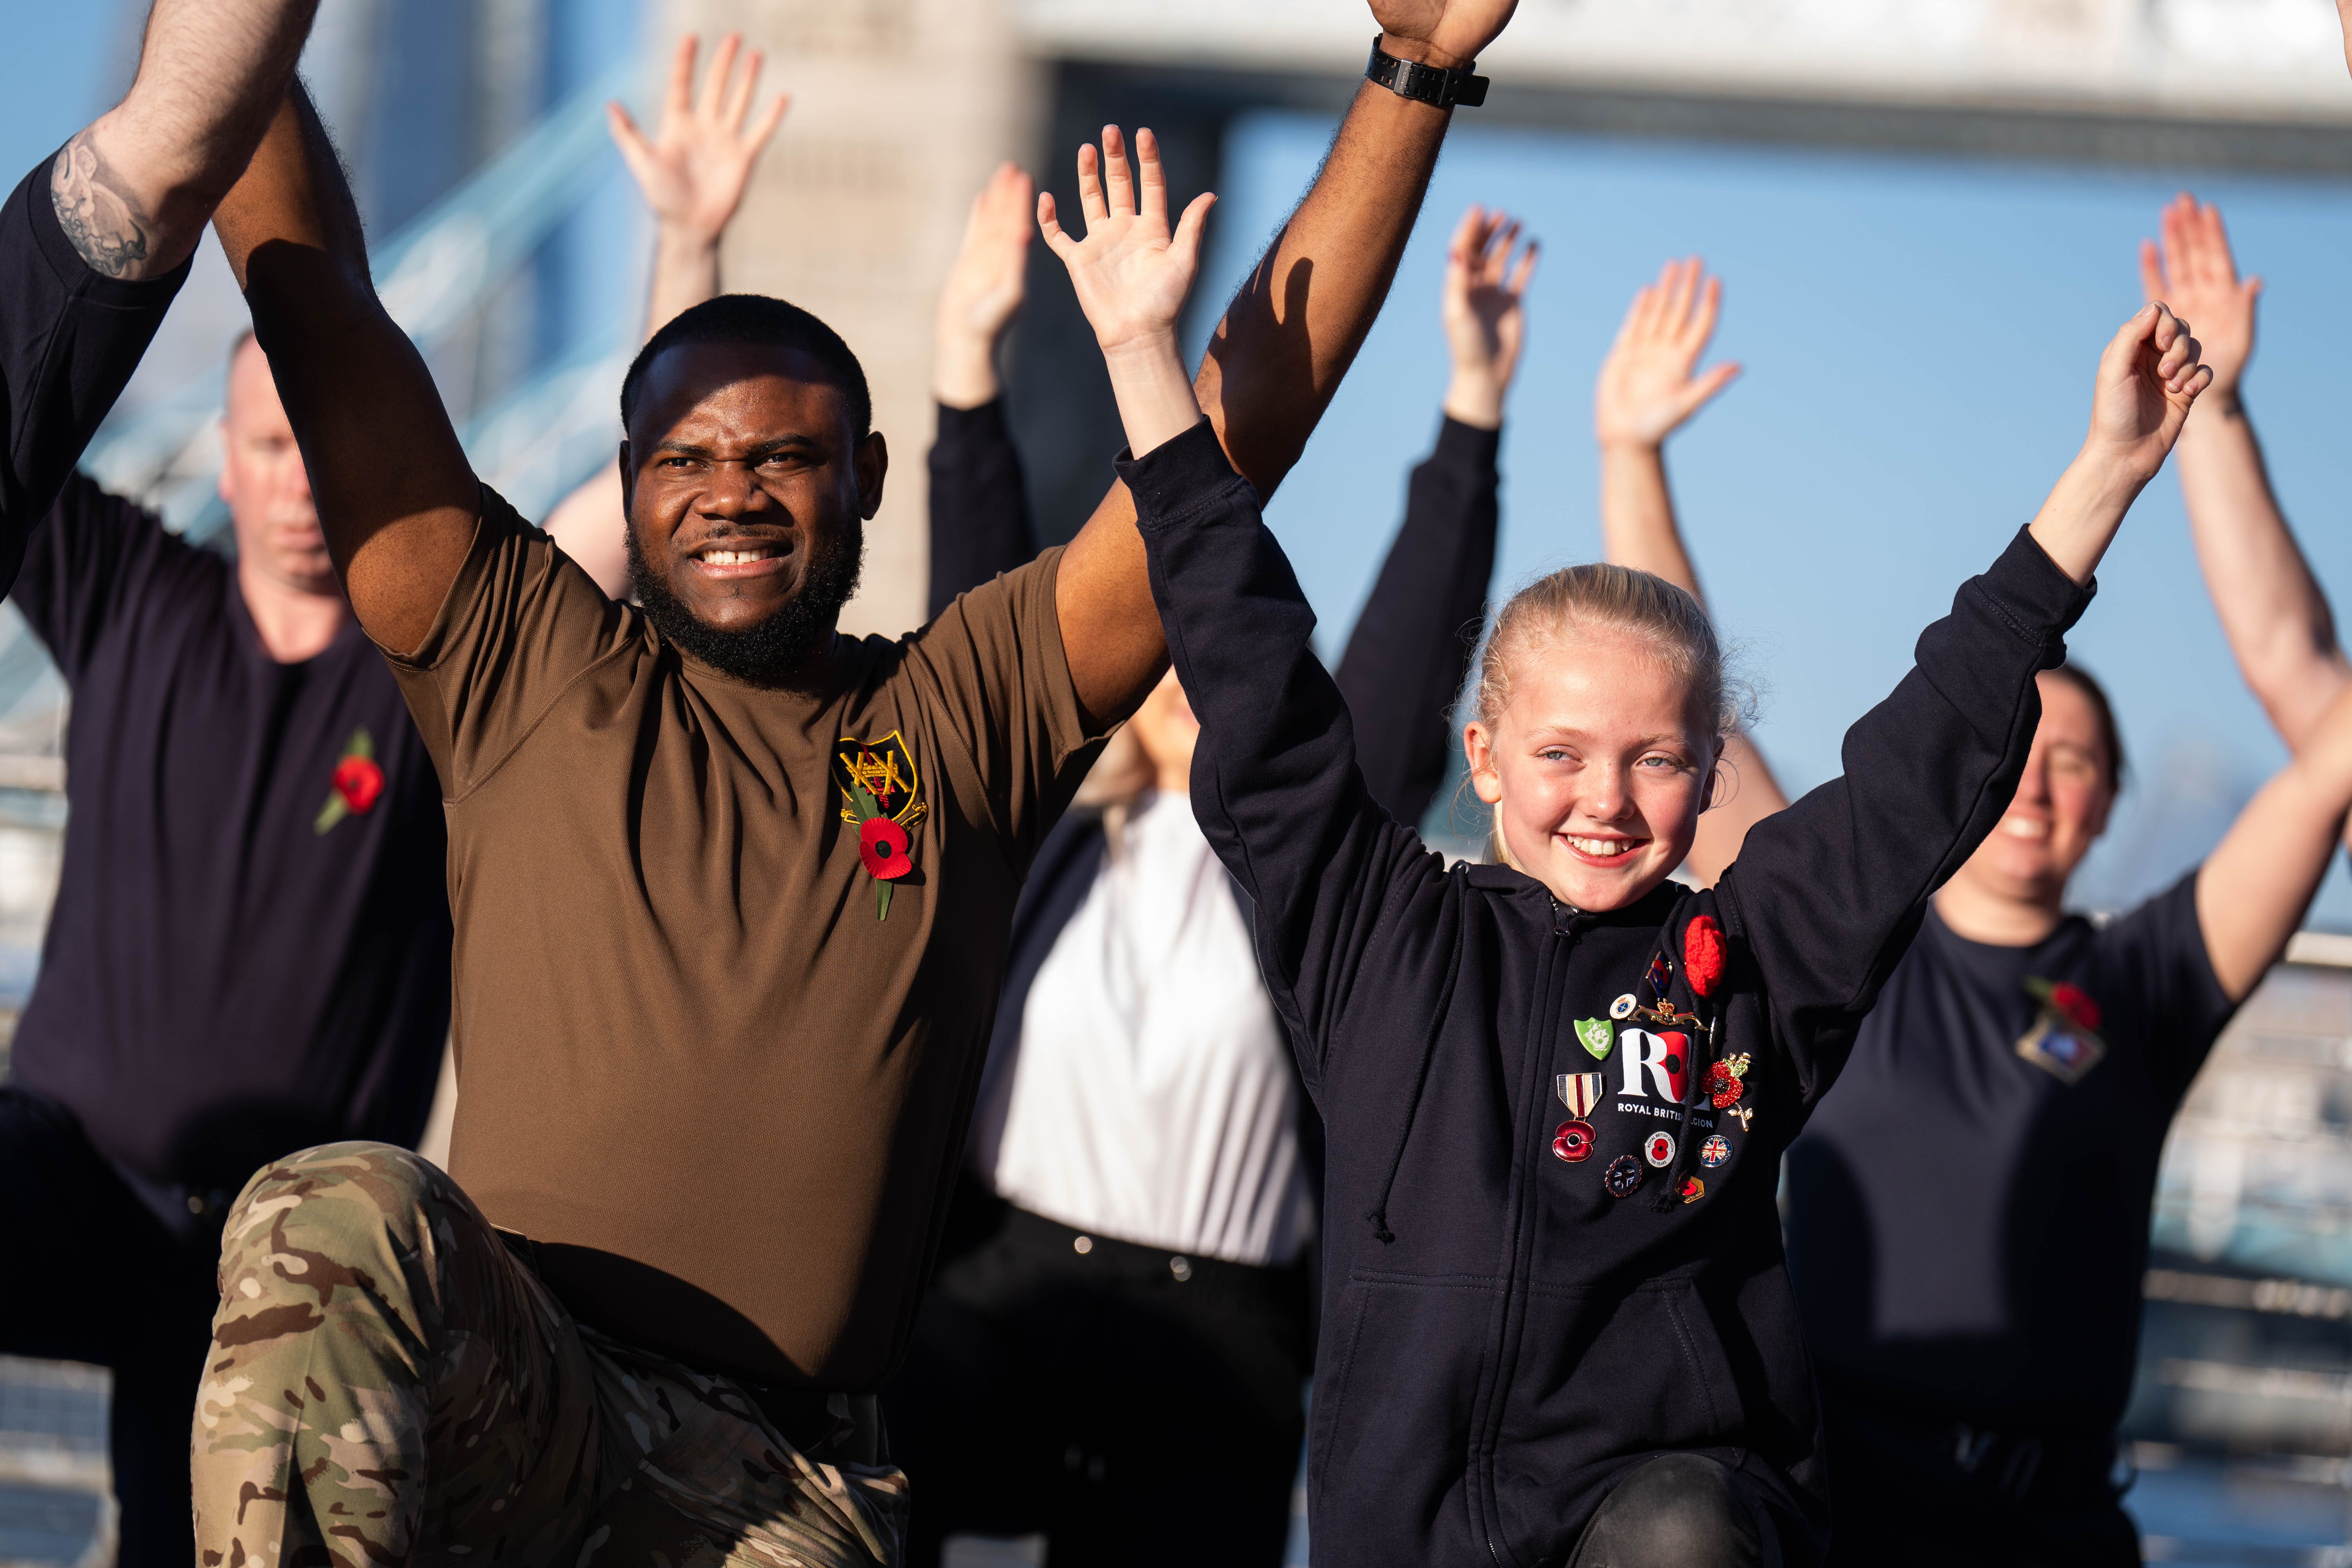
0, 6, 447, 1566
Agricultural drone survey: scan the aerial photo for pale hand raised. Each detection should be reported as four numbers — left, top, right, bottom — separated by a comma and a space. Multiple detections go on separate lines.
1440, 204, 1537, 429
607, 33, 789, 247
1594, 257, 1740, 450
2138, 193, 2258, 401
2083, 301, 2211, 487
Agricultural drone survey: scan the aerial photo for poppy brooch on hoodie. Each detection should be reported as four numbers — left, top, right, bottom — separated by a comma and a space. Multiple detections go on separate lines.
833, 732, 925, 920
314, 728, 384, 834
2017, 976, 2106, 1084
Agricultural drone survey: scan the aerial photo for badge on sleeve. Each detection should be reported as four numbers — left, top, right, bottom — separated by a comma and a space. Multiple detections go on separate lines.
1643, 1131, 1677, 1168
1603, 1155, 1644, 1197
1610, 993, 1637, 1021
2017, 977, 2107, 1084
1556, 1073, 1604, 1118
1574, 1018, 1613, 1060
1552, 1120, 1597, 1163
1699, 1134, 1730, 1167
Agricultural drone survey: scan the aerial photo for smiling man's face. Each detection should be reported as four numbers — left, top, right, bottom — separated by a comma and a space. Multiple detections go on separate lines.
621, 338, 887, 681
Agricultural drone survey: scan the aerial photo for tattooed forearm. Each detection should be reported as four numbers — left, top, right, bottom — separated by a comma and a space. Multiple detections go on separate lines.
51, 132, 158, 280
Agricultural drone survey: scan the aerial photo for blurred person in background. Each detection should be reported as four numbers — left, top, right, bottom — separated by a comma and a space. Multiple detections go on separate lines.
191, 0, 1520, 1556
885, 198, 1531, 1567
0, 5, 362, 1567
543, 32, 788, 597
1599, 254, 2352, 1566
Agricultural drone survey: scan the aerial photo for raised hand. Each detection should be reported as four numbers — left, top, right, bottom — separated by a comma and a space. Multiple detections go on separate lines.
1595, 258, 1740, 450
1440, 205, 1536, 429
935, 162, 1036, 408
1372, 0, 1520, 69
2139, 194, 2258, 402
2087, 301, 2210, 484
607, 34, 789, 249
1038, 127, 1216, 457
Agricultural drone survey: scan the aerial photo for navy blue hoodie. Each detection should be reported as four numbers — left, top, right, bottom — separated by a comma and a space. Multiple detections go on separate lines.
1122, 420, 2092, 1565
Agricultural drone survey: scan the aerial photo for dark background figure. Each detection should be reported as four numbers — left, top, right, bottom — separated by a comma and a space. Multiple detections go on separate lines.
0, 9, 453, 1566
885, 194, 1528, 1567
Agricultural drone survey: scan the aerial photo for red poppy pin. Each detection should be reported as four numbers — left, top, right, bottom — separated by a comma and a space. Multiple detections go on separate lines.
1683, 914, 1727, 998
834, 733, 925, 922
2019, 976, 2107, 1083
314, 728, 383, 834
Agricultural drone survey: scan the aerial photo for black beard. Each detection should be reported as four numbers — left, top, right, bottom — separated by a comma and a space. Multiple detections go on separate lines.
627, 523, 865, 686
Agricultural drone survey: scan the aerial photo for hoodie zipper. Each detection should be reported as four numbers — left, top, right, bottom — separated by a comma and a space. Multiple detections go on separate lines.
1472, 899, 1587, 1568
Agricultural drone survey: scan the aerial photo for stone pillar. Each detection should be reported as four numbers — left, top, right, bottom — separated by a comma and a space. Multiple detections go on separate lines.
662, 0, 1039, 638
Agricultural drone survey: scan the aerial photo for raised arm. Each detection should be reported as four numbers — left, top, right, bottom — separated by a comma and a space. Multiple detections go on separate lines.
1592, 258, 1783, 882
2140, 194, 2350, 748
1337, 205, 1527, 824
1051, 0, 1518, 726
927, 162, 1040, 618
544, 34, 788, 596
211, 84, 477, 655
2198, 677, 2352, 1000
51, 0, 319, 281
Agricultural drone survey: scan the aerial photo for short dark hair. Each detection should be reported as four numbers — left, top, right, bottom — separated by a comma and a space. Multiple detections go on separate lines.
619, 294, 870, 440
2046, 662, 2126, 793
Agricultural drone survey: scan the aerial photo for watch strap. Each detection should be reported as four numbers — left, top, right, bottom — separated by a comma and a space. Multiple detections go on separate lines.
1366, 37, 1489, 109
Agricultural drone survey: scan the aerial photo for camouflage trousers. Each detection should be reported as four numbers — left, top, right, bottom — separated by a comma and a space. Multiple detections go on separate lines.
191, 1143, 907, 1568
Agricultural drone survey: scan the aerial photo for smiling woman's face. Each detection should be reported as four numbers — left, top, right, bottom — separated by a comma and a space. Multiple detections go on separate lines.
1464, 626, 1717, 912
622, 339, 886, 667
1946, 671, 2118, 907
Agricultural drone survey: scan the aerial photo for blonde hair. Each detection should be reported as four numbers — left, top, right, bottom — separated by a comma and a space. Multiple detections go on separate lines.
1466, 564, 1746, 862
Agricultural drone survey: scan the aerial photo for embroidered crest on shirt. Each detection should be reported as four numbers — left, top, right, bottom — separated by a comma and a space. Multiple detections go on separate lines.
2016, 976, 2107, 1084
832, 732, 927, 828
314, 728, 383, 835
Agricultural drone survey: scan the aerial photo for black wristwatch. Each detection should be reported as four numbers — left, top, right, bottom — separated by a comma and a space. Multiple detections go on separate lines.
1366, 37, 1488, 109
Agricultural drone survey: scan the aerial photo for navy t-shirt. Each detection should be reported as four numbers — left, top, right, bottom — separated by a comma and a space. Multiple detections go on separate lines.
6, 475, 450, 1199
1783, 872, 2236, 1434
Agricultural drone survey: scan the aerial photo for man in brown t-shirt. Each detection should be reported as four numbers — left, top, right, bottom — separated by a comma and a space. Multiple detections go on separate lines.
188, 2, 1516, 1561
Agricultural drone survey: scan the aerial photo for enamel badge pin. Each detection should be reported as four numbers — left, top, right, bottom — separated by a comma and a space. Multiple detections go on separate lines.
2017, 976, 2107, 1084
1680, 1176, 1705, 1205
1552, 1120, 1597, 1163
1706, 1053, 1751, 1110
1643, 1131, 1677, 1168
1556, 1072, 1605, 1118
1603, 1155, 1644, 1197
1609, 993, 1637, 1021
834, 732, 926, 921
1699, 1134, 1730, 1167
1574, 1018, 1613, 1061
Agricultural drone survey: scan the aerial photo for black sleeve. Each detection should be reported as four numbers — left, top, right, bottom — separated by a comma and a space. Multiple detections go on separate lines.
2098, 869, 2239, 1110
926, 398, 1038, 621
1717, 526, 2094, 1105
1125, 420, 1444, 1085
0, 155, 191, 595
1335, 415, 1499, 828
11, 472, 176, 685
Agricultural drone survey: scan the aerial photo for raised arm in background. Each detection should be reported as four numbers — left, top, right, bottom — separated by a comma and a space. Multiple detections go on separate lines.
927, 162, 1039, 620
1592, 258, 1785, 883
1336, 204, 1529, 826
3, 0, 320, 556
2198, 674, 2352, 998
2139, 194, 2352, 750
1051, 0, 1521, 727
543, 33, 788, 596
212, 83, 479, 655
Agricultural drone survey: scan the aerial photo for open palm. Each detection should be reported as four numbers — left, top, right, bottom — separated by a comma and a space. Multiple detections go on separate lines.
1039, 127, 1214, 357
940, 162, 1035, 347
1595, 258, 1739, 448
607, 34, 788, 247
2138, 193, 2258, 398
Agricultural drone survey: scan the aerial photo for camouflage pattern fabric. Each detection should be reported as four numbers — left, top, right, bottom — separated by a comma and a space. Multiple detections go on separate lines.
192, 1143, 907, 1568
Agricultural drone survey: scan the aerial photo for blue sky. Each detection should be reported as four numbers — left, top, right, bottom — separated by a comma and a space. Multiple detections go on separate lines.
1193, 112, 2352, 925
0, 7, 118, 190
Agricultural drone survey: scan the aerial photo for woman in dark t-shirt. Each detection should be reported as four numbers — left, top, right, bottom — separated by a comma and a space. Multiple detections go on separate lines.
1598, 250, 2352, 1565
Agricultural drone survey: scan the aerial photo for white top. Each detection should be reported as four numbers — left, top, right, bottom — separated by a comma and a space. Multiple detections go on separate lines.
970, 791, 1314, 1267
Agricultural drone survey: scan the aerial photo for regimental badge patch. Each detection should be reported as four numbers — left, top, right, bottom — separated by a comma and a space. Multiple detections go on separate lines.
1574, 1018, 1613, 1061
2016, 976, 2107, 1084
1603, 1154, 1644, 1197
1552, 1120, 1596, 1163
1699, 1134, 1730, 1167
1643, 1131, 1677, 1168
1557, 1072, 1605, 1118
832, 732, 928, 829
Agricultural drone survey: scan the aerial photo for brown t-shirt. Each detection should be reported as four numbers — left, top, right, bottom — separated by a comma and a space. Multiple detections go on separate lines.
388, 489, 1101, 1388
